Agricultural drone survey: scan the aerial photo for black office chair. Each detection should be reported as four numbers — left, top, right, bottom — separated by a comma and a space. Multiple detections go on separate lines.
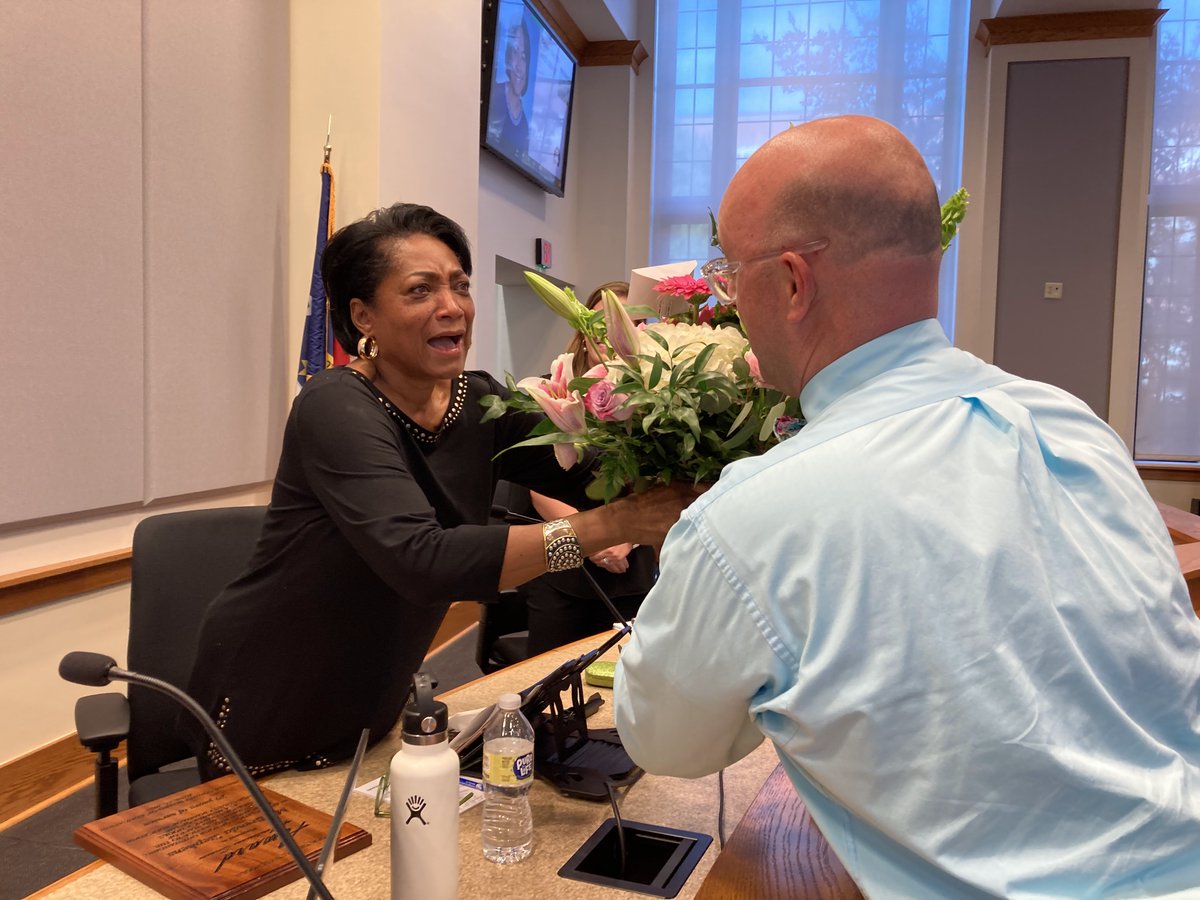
74, 506, 267, 818
476, 588, 532, 673
477, 481, 536, 673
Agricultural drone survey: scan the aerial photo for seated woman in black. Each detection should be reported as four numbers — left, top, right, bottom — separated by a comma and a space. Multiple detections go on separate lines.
183, 203, 693, 778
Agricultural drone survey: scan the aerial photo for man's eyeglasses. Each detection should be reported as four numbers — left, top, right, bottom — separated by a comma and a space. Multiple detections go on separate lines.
700, 239, 829, 304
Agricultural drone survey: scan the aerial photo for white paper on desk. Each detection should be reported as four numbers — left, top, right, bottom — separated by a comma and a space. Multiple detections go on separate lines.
627, 260, 698, 319
357, 774, 485, 814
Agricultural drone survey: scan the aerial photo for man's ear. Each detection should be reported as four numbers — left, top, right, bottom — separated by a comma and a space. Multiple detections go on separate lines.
780, 252, 817, 324
349, 298, 372, 334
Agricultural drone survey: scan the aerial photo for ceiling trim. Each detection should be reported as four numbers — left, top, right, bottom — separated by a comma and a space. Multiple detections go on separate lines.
975, 9, 1167, 55
528, 0, 649, 73
581, 40, 649, 74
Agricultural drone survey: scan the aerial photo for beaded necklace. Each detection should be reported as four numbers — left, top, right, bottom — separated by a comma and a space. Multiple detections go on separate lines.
347, 368, 468, 445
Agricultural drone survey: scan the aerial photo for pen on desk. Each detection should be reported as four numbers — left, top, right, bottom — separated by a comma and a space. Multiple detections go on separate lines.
459, 791, 474, 806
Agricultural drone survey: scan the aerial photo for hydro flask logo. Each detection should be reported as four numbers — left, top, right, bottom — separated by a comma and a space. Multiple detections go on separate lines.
404, 795, 428, 825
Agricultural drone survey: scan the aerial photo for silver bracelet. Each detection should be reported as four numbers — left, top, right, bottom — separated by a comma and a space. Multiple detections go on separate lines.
543, 518, 584, 573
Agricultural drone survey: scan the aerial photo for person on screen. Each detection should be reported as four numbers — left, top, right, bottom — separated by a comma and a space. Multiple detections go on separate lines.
613, 116, 1200, 896
488, 18, 530, 159
182, 203, 696, 779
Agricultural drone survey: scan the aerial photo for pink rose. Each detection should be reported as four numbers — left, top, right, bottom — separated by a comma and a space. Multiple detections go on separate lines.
585, 379, 634, 422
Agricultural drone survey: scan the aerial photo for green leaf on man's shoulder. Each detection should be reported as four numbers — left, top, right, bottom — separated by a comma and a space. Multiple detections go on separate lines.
758, 400, 787, 442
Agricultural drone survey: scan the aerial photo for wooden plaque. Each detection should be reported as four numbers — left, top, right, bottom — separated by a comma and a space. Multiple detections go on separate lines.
73, 774, 372, 899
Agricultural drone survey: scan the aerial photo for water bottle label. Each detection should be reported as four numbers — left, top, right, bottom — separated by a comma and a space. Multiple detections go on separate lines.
483, 749, 534, 786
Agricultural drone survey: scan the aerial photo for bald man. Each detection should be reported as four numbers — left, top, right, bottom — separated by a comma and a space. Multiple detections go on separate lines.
613, 117, 1200, 897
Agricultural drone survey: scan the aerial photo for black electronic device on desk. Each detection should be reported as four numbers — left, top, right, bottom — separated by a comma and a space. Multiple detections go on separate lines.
451, 627, 642, 801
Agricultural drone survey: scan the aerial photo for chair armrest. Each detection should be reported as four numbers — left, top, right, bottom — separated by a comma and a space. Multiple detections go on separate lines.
74, 692, 130, 753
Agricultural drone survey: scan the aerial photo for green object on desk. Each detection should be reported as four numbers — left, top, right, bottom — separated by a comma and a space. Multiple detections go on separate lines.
584, 659, 616, 688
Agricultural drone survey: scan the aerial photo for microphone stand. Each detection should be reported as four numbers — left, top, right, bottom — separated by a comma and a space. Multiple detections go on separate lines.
61, 654, 334, 900
604, 780, 628, 876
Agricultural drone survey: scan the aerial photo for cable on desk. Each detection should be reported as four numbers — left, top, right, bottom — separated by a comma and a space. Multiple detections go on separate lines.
717, 767, 727, 849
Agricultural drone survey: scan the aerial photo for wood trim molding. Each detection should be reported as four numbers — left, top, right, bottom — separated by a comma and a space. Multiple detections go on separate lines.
0, 733, 125, 828
975, 9, 1166, 55
526, 0, 647, 72
1138, 462, 1200, 483
0, 549, 132, 618
581, 40, 649, 74
527, 0, 587, 60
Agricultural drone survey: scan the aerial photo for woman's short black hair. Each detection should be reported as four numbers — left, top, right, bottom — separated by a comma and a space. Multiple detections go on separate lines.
322, 202, 473, 352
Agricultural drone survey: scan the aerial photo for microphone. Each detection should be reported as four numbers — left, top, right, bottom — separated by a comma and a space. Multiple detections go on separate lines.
59, 652, 335, 900
490, 504, 632, 631
59, 651, 121, 687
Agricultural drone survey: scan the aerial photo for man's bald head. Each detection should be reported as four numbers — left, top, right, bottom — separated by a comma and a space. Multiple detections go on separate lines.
723, 116, 941, 264
717, 116, 944, 395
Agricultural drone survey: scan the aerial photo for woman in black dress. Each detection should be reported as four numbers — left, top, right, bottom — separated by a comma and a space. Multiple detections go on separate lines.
184, 203, 691, 778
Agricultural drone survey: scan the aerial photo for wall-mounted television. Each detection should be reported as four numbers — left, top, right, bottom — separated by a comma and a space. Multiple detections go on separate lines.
480, 0, 576, 197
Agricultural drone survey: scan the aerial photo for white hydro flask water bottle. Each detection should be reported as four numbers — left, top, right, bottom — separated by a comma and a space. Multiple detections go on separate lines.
390, 673, 459, 900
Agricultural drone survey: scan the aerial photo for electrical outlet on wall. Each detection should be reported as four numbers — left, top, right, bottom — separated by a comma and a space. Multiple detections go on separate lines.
1044, 282, 1063, 300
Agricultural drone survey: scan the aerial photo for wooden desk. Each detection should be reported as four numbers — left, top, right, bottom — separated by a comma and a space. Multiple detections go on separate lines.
697, 766, 862, 900
38, 635, 857, 899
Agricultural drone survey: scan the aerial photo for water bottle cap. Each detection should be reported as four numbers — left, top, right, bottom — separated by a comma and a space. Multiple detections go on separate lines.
401, 699, 448, 742
402, 671, 448, 743
497, 692, 522, 710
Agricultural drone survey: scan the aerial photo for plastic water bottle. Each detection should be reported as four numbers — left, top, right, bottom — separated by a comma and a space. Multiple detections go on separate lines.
481, 692, 535, 864
390, 674, 459, 900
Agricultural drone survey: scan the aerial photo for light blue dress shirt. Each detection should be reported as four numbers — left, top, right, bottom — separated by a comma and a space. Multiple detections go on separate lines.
614, 319, 1200, 898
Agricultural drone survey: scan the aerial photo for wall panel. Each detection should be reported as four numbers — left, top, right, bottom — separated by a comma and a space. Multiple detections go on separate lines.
0, 1, 145, 525
142, 1, 290, 499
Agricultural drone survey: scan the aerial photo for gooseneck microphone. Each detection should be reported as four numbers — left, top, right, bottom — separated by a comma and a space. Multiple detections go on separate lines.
59, 652, 335, 900
490, 504, 633, 631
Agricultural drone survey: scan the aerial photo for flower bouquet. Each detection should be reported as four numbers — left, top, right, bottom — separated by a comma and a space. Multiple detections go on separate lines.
480, 272, 799, 501
482, 188, 969, 501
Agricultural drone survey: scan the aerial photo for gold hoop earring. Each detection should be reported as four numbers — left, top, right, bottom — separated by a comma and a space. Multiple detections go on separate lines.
357, 335, 379, 360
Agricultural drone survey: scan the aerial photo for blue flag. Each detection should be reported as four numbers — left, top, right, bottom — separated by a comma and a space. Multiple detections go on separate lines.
297, 161, 339, 387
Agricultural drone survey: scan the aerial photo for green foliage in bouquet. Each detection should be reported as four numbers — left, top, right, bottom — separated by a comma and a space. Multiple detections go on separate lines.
480, 274, 799, 501
941, 187, 969, 251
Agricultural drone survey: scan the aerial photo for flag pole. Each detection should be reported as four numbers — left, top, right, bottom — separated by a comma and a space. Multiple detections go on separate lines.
296, 117, 340, 388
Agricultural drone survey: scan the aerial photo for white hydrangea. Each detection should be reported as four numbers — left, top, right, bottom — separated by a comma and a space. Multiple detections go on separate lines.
636, 323, 749, 380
